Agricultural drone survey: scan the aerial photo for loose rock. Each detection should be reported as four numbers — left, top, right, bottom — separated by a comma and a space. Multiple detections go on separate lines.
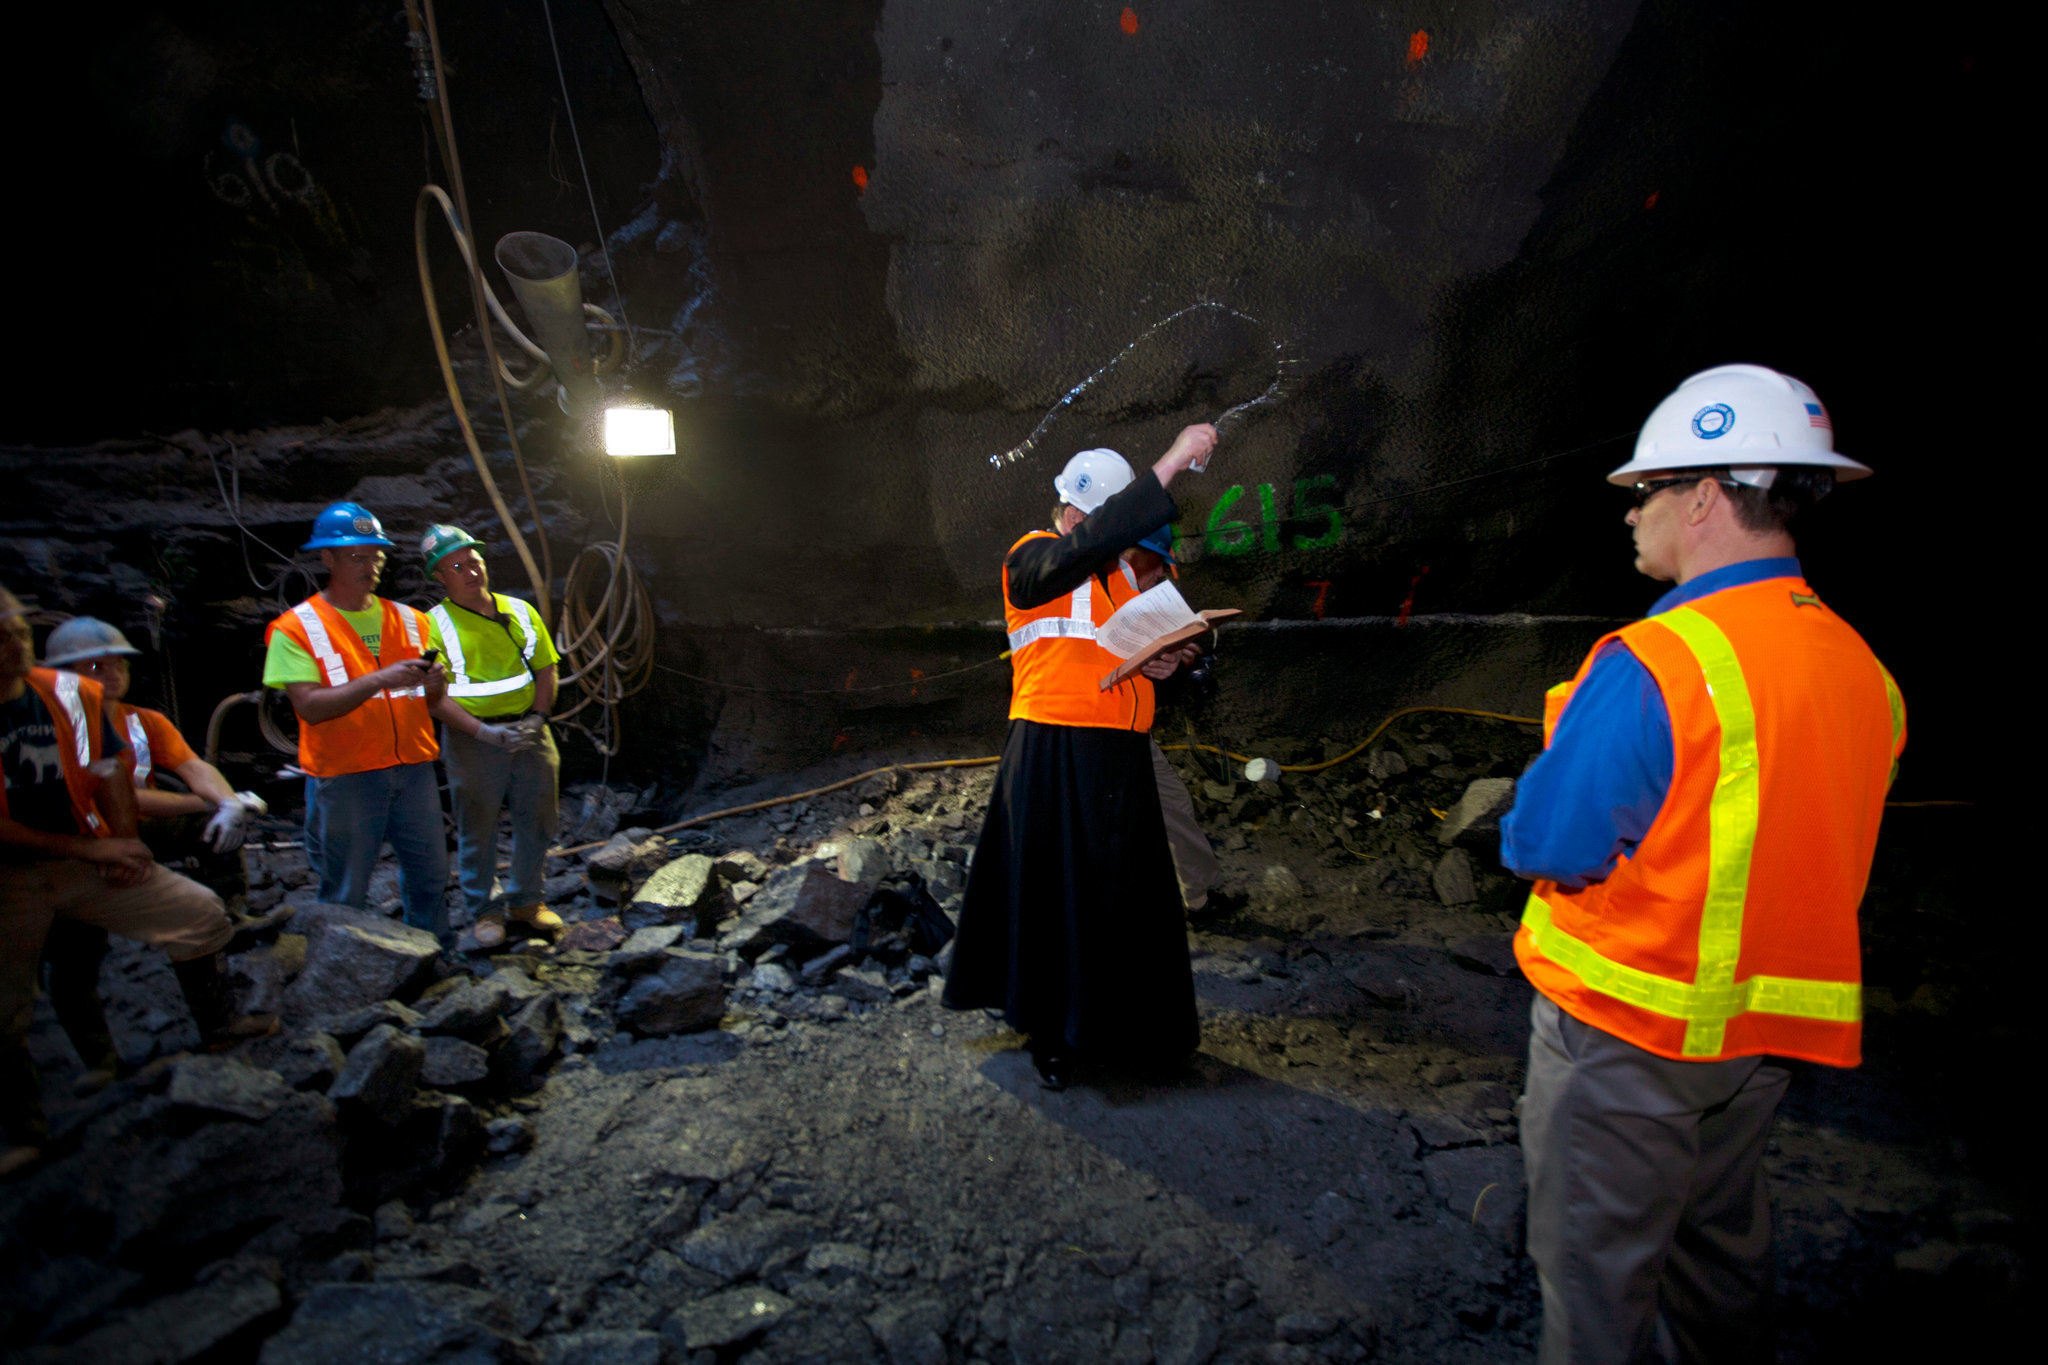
614, 951, 727, 1036
329, 1024, 426, 1125
168, 1054, 294, 1122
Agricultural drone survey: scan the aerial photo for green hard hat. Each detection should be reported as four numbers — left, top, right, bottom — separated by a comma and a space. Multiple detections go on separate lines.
420, 523, 486, 574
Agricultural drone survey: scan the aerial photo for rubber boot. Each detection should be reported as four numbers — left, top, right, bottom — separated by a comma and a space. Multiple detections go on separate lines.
43, 920, 120, 1093
0, 1042, 49, 1175
171, 953, 279, 1051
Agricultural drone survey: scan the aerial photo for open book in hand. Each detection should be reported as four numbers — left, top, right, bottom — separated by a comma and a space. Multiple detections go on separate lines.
1095, 580, 1242, 691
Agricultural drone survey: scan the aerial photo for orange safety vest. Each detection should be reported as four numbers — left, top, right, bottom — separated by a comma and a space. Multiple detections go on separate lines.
1514, 575, 1906, 1067
1003, 532, 1155, 732
0, 668, 112, 836
265, 595, 440, 778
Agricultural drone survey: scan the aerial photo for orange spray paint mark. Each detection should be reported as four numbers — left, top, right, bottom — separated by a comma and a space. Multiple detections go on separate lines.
1120, 8, 1139, 36
843, 669, 858, 690
1306, 581, 1332, 621
1644, 190, 1659, 210
851, 165, 869, 193
1395, 565, 1430, 627
909, 667, 926, 698
1406, 30, 1429, 68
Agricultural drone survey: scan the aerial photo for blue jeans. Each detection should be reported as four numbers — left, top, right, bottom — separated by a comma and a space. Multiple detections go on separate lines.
303, 762, 451, 938
440, 722, 560, 915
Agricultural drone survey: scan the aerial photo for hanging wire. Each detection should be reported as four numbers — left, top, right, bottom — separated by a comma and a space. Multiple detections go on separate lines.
539, 0, 633, 345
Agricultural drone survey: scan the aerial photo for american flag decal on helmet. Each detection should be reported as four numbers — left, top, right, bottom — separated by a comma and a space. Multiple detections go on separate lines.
1805, 402, 1831, 431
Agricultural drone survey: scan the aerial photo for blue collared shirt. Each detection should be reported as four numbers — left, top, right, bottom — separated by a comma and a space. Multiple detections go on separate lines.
1499, 557, 1803, 888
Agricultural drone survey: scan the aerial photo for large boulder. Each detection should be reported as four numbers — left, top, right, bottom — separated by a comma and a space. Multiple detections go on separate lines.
723, 864, 869, 959
625, 853, 718, 930
60, 1259, 283, 1365
421, 1035, 491, 1088
614, 951, 727, 1037
241, 1032, 347, 1091
328, 1024, 425, 1125
167, 1054, 294, 1122
1439, 777, 1517, 846
418, 977, 513, 1038
258, 1283, 536, 1364
48, 1088, 344, 1262
491, 993, 563, 1092
1432, 848, 1479, 906
282, 906, 439, 1021
835, 838, 892, 895
586, 833, 671, 904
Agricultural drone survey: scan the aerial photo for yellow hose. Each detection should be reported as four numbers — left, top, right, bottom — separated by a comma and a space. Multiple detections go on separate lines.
1159, 705, 1541, 772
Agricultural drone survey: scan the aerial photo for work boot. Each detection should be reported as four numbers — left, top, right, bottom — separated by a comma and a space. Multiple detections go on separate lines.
171, 953, 280, 1051
1028, 1042, 1073, 1092
506, 904, 564, 939
472, 914, 509, 949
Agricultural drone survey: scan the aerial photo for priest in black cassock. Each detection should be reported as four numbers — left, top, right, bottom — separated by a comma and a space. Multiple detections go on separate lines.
943, 423, 1219, 1089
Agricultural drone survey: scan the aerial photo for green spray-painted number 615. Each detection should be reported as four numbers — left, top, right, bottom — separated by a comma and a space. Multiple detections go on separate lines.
1204, 476, 1343, 556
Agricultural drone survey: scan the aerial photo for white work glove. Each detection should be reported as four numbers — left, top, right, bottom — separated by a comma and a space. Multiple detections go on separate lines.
203, 792, 266, 852
477, 723, 539, 753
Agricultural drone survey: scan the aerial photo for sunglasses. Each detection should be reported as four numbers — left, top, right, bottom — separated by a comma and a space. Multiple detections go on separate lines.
1629, 475, 1741, 509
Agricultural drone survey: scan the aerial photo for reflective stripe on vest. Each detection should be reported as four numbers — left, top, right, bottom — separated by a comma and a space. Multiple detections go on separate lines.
384, 606, 427, 699
430, 598, 540, 699
40, 670, 103, 832
292, 602, 350, 687
1517, 605, 1861, 1055
1006, 582, 1097, 653
51, 670, 92, 769
126, 711, 153, 787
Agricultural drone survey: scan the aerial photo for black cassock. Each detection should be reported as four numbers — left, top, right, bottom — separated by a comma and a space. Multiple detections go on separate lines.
941, 473, 1200, 1063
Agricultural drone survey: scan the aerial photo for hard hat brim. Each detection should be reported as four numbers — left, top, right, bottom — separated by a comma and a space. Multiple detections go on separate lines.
423, 539, 484, 574
41, 644, 143, 667
1605, 449, 1873, 486
301, 534, 399, 551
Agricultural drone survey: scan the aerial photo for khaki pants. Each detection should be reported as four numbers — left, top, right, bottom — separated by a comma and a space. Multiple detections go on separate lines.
1, 860, 231, 1049
1523, 994, 1789, 1365
1150, 740, 1218, 911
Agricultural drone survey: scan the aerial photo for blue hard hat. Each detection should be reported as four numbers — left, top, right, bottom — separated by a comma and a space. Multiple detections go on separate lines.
1136, 526, 1178, 564
302, 501, 396, 552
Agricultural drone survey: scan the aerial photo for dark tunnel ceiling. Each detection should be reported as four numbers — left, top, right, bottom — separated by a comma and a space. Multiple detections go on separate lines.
4, 2, 2011, 797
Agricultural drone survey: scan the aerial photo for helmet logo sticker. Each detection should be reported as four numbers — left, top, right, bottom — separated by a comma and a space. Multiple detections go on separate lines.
1076, 474, 1091, 493
353, 516, 377, 533
1691, 404, 1735, 440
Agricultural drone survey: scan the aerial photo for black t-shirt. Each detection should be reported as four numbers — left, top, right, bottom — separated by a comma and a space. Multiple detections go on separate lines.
1, 687, 125, 840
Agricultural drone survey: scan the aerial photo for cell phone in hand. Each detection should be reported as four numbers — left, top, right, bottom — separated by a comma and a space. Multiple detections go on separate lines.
419, 648, 441, 667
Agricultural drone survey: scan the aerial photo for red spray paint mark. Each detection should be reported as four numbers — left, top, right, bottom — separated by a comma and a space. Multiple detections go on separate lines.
851, 165, 869, 193
1120, 8, 1139, 36
1306, 581, 1332, 620
1643, 190, 1659, 210
1406, 30, 1429, 68
843, 669, 858, 690
1395, 565, 1430, 626
833, 731, 852, 750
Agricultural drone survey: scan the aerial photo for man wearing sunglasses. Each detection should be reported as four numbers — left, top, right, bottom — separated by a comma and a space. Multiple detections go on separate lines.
1499, 365, 1904, 1363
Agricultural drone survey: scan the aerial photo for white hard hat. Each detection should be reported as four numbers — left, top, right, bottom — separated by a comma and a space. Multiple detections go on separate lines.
1053, 448, 1134, 514
1608, 364, 1871, 488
